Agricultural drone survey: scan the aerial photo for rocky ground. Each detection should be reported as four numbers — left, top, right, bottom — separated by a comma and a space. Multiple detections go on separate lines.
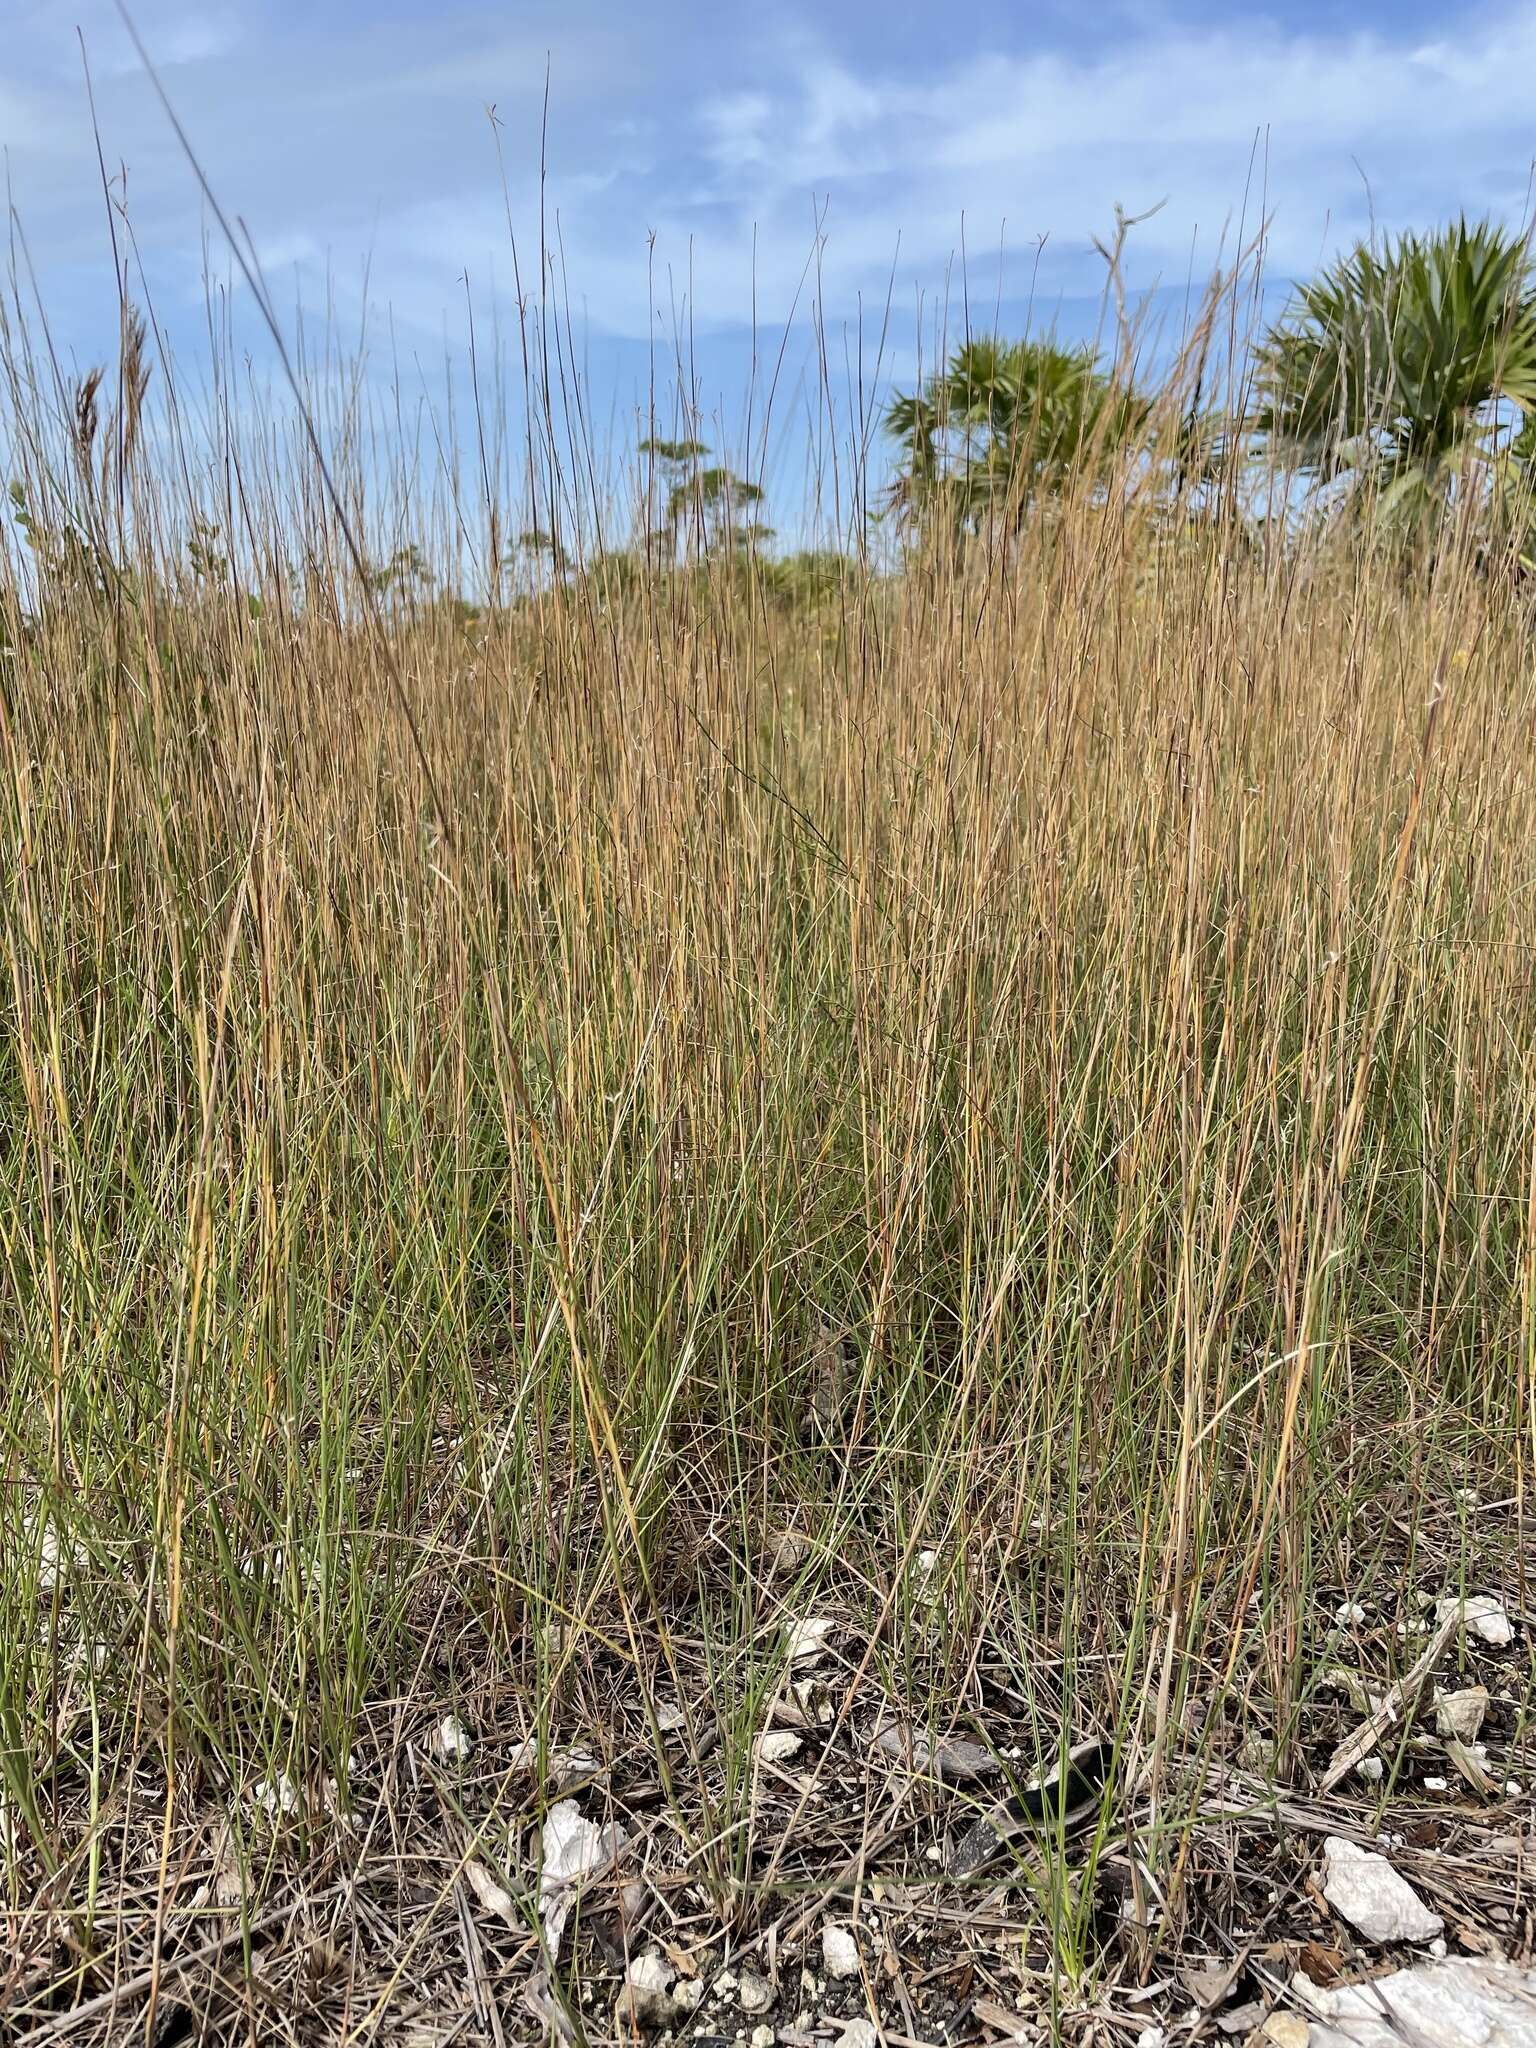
5, 1490, 1534, 2047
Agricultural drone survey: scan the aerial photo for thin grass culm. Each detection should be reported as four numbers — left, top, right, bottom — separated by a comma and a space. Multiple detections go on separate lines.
1, 101, 1535, 2048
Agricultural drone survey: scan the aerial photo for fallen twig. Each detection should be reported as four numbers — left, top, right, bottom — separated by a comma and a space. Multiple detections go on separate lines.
1318, 1610, 1460, 1793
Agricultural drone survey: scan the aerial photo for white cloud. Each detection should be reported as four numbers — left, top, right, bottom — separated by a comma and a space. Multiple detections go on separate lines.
129, 13, 238, 69
77, 4, 240, 78
252, 230, 323, 274
3, 0, 1535, 370
673, 5, 1536, 325
700, 93, 774, 172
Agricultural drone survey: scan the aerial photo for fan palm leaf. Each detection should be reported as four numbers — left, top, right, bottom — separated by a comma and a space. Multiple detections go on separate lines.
1255, 219, 1536, 536
882, 336, 1146, 533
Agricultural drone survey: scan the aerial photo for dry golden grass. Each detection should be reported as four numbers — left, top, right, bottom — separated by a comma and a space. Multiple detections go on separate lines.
1, 277, 1533, 2037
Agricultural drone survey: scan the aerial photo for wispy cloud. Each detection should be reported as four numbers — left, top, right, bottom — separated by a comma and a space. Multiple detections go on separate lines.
97, 11, 240, 75
2, 0, 1533, 370
679, 8, 1536, 320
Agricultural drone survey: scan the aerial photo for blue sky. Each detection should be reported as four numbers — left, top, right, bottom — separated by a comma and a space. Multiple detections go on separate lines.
3, 0, 1534, 540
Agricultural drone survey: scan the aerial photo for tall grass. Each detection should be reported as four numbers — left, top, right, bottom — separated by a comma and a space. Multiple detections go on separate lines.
1, 232, 1533, 2011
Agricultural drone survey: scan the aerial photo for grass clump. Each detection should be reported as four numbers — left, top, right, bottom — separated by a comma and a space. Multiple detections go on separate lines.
1, 237, 1533, 2037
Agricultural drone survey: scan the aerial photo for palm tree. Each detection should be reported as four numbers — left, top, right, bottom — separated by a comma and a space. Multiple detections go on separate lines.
1253, 219, 1536, 544
883, 336, 1146, 537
